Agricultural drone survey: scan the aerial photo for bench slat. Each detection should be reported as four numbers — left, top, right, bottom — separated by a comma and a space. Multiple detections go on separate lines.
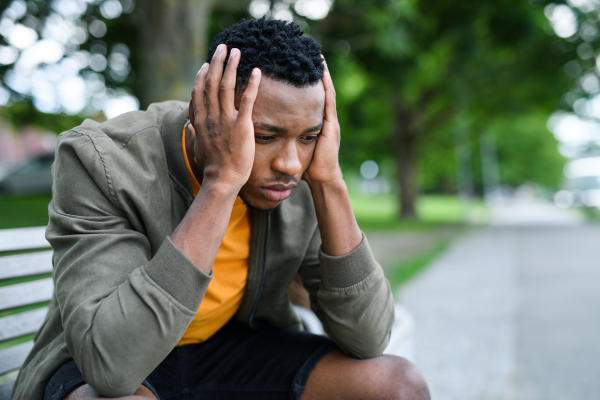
0, 279, 53, 311
0, 341, 33, 375
0, 251, 53, 281
0, 227, 49, 253
0, 308, 48, 342
0, 379, 15, 400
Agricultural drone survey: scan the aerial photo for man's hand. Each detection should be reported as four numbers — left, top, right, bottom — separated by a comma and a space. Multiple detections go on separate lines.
171, 44, 261, 274
188, 44, 262, 190
303, 59, 343, 186
303, 59, 363, 256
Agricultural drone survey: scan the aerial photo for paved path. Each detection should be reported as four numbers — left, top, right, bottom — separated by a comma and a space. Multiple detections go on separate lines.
490, 198, 583, 226
397, 200, 600, 400
513, 225, 600, 400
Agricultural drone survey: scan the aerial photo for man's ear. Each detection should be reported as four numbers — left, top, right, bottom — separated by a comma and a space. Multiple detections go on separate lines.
188, 100, 194, 125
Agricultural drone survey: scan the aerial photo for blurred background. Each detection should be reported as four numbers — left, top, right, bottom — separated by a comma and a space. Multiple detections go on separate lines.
0, 0, 598, 399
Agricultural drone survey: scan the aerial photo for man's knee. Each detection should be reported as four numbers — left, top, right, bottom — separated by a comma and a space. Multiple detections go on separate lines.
368, 355, 430, 400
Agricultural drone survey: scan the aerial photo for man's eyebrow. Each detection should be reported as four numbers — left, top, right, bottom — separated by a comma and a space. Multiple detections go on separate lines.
253, 122, 324, 134
305, 123, 323, 133
253, 123, 287, 133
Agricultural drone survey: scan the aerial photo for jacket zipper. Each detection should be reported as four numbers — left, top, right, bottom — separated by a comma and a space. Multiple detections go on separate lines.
248, 210, 270, 327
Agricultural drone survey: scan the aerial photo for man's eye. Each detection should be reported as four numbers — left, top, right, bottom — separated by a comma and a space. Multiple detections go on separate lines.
300, 136, 318, 144
255, 135, 275, 143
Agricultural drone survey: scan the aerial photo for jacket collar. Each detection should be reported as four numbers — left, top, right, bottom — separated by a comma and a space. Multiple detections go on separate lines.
160, 106, 194, 202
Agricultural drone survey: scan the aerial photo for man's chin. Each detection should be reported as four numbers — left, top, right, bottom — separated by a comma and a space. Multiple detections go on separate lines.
240, 194, 281, 212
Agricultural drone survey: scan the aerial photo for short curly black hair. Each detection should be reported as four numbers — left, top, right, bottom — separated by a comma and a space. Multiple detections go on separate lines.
206, 17, 324, 93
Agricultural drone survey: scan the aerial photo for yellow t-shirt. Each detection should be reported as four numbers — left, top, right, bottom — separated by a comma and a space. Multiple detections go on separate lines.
177, 128, 250, 346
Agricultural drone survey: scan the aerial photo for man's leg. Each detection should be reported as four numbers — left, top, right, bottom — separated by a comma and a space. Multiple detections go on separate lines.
65, 384, 157, 400
43, 359, 160, 400
302, 350, 431, 400
65, 352, 428, 400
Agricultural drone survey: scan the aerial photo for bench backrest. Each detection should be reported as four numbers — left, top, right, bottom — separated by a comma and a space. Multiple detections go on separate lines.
0, 227, 52, 400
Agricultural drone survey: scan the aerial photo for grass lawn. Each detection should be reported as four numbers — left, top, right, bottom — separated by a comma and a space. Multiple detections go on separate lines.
0, 192, 480, 293
0, 194, 52, 230
387, 239, 452, 294
349, 192, 486, 289
350, 192, 487, 231
0, 192, 486, 231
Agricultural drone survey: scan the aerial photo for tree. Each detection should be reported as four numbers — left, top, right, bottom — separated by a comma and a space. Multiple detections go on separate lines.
135, 0, 214, 107
1, 0, 570, 213
310, 0, 570, 218
0, 0, 215, 125
0, 0, 136, 123
540, 1, 600, 168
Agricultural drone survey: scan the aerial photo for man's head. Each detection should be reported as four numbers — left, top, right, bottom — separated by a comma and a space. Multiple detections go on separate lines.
203, 18, 326, 211
206, 18, 325, 95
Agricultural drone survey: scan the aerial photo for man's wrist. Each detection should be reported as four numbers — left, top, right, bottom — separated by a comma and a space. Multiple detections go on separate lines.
172, 177, 241, 275
307, 176, 347, 197
308, 175, 362, 256
198, 179, 242, 200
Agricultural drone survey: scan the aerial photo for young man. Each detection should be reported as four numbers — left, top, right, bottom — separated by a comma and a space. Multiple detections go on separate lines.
13, 18, 430, 400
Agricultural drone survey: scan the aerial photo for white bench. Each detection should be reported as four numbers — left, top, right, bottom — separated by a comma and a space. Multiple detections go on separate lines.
0, 226, 415, 400
0, 227, 52, 399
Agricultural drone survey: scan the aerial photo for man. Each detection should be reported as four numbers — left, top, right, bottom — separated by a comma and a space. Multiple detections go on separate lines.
13, 18, 430, 400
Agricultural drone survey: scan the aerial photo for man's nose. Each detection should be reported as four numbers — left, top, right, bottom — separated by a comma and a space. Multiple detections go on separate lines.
271, 141, 303, 177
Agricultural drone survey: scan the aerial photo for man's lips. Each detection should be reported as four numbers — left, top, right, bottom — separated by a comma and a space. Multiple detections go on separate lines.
260, 184, 296, 201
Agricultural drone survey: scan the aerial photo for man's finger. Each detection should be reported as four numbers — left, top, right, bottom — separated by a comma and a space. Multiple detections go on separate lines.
205, 44, 227, 118
238, 68, 262, 121
191, 63, 209, 126
220, 48, 241, 117
323, 68, 337, 123
322, 58, 336, 99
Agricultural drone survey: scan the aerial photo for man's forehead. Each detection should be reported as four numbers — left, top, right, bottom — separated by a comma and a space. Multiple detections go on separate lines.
253, 76, 325, 112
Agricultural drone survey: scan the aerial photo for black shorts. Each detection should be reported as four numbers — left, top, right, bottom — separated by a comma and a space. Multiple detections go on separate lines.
44, 320, 338, 400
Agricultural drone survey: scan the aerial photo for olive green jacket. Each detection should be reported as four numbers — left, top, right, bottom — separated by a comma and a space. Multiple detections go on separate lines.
12, 101, 394, 400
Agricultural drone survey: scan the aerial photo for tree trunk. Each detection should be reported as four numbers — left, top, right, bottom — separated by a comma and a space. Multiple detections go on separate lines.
393, 95, 421, 220
136, 0, 214, 108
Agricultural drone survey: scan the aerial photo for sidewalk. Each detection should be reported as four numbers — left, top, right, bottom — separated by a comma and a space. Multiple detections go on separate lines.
399, 228, 517, 400
394, 199, 599, 400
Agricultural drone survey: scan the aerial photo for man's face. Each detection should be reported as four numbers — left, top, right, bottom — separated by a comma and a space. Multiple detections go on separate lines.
236, 76, 325, 211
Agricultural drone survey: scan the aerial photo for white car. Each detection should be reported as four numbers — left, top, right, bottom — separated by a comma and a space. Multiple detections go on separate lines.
0, 153, 54, 194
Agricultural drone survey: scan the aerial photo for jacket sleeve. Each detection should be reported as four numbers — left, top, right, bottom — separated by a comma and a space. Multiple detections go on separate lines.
47, 130, 211, 397
298, 228, 395, 359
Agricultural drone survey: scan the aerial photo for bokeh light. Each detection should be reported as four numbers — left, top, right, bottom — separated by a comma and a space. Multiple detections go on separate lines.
0, 0, 137, 118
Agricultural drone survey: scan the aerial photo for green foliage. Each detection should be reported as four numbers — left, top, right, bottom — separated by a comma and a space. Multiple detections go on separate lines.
494, 113, 565, 189
0, 0, 138, 125
310, 0, 569, 199
0, 101, 85, 133
327, 56, 395, 171
419, 124, 456, 193
419, 112, 565, 193
0, 0, 571, 198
